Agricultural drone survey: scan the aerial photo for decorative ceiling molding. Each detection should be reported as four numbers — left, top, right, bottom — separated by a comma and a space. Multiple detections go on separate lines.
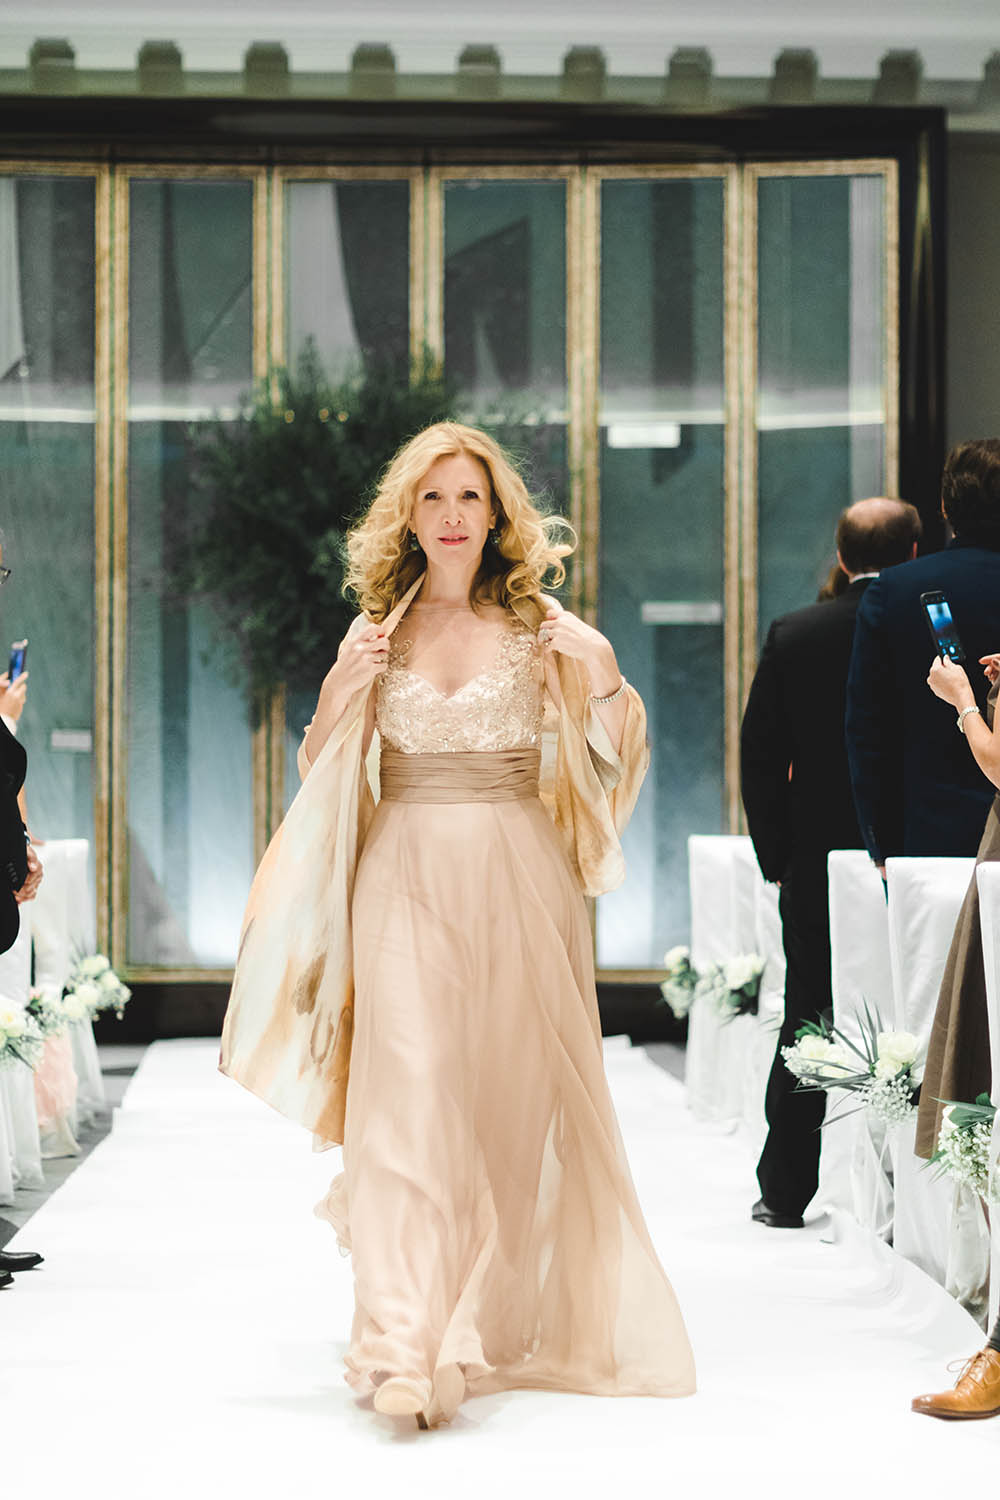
2, 40, 999, 130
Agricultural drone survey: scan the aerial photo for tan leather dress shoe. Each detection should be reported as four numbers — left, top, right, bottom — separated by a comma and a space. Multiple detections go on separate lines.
912, 1348, 1000, 1419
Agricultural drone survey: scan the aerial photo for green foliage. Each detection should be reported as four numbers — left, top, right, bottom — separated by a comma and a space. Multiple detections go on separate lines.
172, 343, 457, 719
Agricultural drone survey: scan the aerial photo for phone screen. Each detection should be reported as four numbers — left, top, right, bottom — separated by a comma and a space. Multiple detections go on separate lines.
8, 641, 26, 681
923, 598, 965, 663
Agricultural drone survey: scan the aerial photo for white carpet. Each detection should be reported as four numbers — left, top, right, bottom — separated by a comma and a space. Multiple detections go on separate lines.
3, 1038, 996, 1497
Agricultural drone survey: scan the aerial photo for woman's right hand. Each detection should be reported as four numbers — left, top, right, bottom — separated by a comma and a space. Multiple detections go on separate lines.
980, 653, 1000, 686
329, 619, 389, 693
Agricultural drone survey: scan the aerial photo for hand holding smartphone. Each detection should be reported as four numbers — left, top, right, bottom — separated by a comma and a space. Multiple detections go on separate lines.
920, 593, 965, 664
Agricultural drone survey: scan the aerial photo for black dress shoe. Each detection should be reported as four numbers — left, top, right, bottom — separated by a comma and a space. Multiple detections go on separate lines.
0, 1249, 44, 1271
752, 1198, 804, 1229
0, 1269, 12, 1289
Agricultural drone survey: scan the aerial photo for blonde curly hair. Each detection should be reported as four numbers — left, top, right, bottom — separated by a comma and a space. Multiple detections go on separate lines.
342, 421, 574, 622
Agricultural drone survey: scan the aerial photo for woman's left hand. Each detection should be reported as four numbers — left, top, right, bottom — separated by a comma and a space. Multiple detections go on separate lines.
538, 605, 608, 666
927, 654, 975, 709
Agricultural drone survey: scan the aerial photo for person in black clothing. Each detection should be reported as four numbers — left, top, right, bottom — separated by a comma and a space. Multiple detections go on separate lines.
0, 531, 45, 1289
846, 440, 1000, 871
741, 497, 922, 1228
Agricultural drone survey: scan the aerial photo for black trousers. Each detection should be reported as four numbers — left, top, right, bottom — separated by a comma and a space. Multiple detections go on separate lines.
756, 857, 832, 1218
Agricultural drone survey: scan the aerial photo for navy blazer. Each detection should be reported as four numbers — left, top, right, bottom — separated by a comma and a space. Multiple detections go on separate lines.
845, 540, 1000, 863
741, 578, 870, 884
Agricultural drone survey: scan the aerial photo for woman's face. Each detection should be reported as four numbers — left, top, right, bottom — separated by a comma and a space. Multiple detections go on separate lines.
410, 453, 495, 567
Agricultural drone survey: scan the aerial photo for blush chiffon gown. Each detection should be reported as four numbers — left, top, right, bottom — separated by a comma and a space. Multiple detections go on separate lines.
313, 616, 695, 1425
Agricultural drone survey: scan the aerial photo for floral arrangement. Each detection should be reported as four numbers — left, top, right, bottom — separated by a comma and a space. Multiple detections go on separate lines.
0, 1000, 45, 1071
714, 954, 765, 1021
660, 947, 700, 1019
782, 1004, 924, 1126
26, 985, 79, 1036
930, 1094, 997, 1200
65, 955, 132, 1021
660, 946, 764, 1022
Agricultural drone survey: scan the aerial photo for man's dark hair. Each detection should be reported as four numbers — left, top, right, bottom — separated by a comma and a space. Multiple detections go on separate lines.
941, 439, 1000, 548
836, 498, 922, 576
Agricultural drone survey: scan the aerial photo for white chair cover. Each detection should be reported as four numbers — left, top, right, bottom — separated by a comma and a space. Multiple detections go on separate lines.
32, 839, 104, 1125
685, 835, 754, 1127
0, 1077, 14, 1205
0, 909, 44, 1194
0, 1059, 43, 1190
739, 871, 783, 1157
825, 850, 894, 1233
886, 856, 978, 1290
975, 862, 1000, 1327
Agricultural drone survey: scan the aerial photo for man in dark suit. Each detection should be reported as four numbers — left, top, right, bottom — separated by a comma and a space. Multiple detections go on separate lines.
846, 440, 1000, 869
0, 532, 45, 1288
741, 497, 922, 1228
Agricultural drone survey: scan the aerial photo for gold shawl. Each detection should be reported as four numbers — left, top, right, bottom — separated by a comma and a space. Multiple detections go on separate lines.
219, 577, 648, 1146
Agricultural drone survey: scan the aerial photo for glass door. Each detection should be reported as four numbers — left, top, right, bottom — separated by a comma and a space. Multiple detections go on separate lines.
592, 169, 733, 969
748, 163, 898, 637
119, 170, 260, 974
0, 165, 102, 929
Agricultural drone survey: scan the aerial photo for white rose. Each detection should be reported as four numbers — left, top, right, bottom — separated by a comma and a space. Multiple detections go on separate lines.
99, 970, 120, 991
61, 993, 88, 1022
939, 1105, 957, 1141
796, 1035, 836, 1063
79, 954, 110, 978
0, 1004, 25, 1038
663, 945, 690, 971
813, 1042, 855, 1082
875, 1030, 919, 1076
723, 953, 763, 991
72, 982, 102, 1012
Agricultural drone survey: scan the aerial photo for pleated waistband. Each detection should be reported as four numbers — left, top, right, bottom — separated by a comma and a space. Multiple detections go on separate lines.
379, 746, 541, 803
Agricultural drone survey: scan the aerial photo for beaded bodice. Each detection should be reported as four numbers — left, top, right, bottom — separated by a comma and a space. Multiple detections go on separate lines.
376, 615, 545, 754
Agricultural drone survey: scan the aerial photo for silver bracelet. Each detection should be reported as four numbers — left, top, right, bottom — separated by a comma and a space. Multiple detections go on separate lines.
590, 677, 627, 706
957, 704, 981, 735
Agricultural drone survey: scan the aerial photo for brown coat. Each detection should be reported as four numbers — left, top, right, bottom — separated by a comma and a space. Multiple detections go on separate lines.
915, 679, 1000, 1158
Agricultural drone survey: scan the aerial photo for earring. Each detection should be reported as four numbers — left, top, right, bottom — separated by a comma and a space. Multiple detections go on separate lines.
408, 531, 422, 551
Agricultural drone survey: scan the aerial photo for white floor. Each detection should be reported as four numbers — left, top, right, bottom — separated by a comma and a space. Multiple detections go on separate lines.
3, 1038, 996, 1497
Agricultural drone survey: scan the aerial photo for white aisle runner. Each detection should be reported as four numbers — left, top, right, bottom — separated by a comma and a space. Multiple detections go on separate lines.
2, 1039, 994, 1496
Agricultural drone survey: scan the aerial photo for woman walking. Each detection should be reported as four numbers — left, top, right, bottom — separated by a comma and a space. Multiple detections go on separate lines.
220, 422, 695, 1428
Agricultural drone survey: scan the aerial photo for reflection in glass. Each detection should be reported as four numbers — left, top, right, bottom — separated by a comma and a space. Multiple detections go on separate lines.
0, 175, 96, 875
282, 178, 412, 812
129, 180, 253, 416
757, 174, 887, 632
598, 178, 726, 967
286, 180, 410, 377
127, 180, 255, 967
444, 180, 566, 409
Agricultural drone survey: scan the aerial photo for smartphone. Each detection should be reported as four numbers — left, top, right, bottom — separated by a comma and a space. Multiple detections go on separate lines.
920, 592, 966, 664
8, 639, 26, 682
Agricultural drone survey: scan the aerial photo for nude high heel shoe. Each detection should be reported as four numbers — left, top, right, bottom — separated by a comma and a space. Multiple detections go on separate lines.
373, 1374, 434, 1428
